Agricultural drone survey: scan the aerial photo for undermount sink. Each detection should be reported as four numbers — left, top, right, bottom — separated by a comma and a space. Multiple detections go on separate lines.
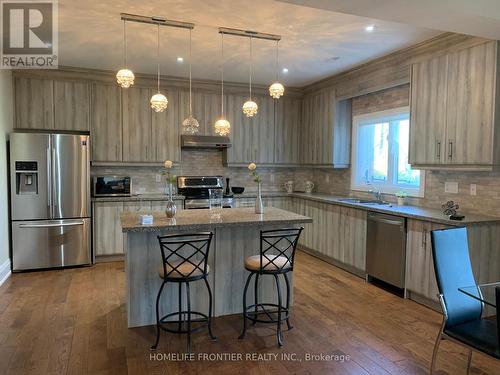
337, 198, 391, 206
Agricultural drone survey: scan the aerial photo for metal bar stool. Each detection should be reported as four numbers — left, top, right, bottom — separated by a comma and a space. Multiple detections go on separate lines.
151, 232, 216, 353
239, 227, 303, 346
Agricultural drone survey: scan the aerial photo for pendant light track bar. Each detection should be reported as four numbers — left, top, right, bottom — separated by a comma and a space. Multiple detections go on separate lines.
218, 27, 280, 41
120, 13, 194, 30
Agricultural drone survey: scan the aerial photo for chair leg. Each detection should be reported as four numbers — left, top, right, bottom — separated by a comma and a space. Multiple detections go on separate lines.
186, 282, 192, 353
151, 281, 166, 350
253, 273, 260, 326
239, 272, 253, 340
283, 272, 293, 331
430, 320, 445, 374
273, 274, 284, 347
466, 350, 473, 375
178, 282, 183, 333
203, 277, 216, 340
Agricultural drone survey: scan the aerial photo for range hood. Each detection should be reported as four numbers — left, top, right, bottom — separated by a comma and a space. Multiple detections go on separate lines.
181, 135, 232, 149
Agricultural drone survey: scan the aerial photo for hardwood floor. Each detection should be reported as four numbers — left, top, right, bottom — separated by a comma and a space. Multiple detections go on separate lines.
0, 251, 498, 375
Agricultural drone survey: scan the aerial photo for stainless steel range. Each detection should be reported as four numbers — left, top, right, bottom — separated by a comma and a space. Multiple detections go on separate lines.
177, 176, 234, 209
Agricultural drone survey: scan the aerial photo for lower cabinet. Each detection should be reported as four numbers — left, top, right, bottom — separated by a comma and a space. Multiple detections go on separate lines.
93, 202, 126, 257
290, 197, 367, 274
405, 219, 449, 303
93, 199, 183, 257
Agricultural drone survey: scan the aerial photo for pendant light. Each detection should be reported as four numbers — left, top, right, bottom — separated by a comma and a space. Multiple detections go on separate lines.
182, 29, 200, 134
242, 37, 258, 117
150, 24, 168, 113
214, 33, 231, 136
116, 20, 135, 88
269, 40, 284, 99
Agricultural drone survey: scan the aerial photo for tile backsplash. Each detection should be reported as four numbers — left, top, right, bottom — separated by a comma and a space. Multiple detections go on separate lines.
91, 150, 313, 195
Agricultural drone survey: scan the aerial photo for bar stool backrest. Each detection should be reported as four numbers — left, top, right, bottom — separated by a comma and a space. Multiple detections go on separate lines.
157, 232, 213, 279
259, 227, 303, 272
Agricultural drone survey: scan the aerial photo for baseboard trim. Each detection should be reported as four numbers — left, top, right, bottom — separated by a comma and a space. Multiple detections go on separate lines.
95, 254, 124, 263
0, 259, 11, 287
298, 246, 366, 279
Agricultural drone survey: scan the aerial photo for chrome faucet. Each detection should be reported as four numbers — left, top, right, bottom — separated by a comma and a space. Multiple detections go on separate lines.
369, 188, 383, 202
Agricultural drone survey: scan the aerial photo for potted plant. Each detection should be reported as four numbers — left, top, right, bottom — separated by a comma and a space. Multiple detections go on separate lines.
395, 191, 407, 206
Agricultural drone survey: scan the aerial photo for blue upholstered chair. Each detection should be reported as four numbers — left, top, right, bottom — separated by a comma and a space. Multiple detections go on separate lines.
430, 227, 499, 374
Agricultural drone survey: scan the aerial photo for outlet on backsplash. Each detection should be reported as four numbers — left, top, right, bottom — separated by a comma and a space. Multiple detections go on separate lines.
470, 184, 477, 196
444, 181, 458, 194
155, 174, 162, 183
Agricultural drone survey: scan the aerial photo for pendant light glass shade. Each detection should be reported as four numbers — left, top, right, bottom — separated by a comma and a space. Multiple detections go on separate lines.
243, 37, 258, 117
182, 29, 200, 134
151, 93, 168, 112
269, 82, 284, 99
150, 25, 168, 113
268, 40, 284, 99
214, 33, 231, 136
242, 100, 258, 117
116, 68, 135, 88
214, 118, 231, 136
116, 20, 135, 88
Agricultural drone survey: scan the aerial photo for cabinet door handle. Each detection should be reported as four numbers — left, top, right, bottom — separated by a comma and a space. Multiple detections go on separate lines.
448, 141, 453, 159
115, 144, 119, 159
436, 140, 441, 160
146, 145, 148, 160
422, 229, 427, 248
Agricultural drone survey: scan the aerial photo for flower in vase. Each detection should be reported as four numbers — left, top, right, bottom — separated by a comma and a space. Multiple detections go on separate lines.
248, 162, 261, 183
164, 160, 173, 169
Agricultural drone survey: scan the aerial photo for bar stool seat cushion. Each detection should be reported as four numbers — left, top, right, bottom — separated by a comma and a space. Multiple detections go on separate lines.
245, 255, 291, 271
158, 261, 209, 279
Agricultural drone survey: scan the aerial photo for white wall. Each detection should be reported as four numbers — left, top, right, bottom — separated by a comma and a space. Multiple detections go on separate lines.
0, 70, 13, 267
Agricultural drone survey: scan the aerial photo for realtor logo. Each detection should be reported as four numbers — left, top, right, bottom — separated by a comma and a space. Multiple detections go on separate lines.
1, 0, 58, 68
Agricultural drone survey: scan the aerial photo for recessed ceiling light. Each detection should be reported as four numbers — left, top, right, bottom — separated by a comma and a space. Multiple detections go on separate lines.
282, 68, 289, 74
365, 25, 375, 32
177, 57, 184, 63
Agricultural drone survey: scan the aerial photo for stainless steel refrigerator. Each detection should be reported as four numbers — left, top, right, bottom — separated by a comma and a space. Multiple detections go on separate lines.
10, 132, 91, 271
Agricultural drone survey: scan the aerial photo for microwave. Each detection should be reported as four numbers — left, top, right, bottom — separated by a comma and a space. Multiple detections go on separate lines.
93, 176, 131, 197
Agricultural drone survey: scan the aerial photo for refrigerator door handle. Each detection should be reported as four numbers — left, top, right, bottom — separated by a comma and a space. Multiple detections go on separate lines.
18, 221, 85, 228
47, 146, 52, 218
52, 146, 57, 216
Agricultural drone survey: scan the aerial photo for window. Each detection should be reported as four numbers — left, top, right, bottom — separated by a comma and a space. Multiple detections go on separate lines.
351, 107, 424, 197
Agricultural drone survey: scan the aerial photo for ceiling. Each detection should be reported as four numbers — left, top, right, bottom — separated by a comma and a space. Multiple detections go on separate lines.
59, 0, 440, 87
279, 0, 500, 40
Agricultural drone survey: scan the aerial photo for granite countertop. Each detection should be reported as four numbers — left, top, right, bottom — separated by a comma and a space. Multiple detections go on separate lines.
92, 194, 185, 202
120, 207, 312, 233
289, 193, 500, 226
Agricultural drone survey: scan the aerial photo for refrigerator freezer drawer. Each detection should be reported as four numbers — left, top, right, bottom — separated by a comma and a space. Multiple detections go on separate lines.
12, 218, 91, 271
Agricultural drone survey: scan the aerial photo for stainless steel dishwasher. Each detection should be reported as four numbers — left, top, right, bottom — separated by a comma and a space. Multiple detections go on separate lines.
366, 212, 406, 290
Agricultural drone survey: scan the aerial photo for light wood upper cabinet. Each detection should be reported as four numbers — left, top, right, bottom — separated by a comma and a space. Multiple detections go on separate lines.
152, 88, 181, 163
122, 87, 152, 162
252, 96, 275, 164
274, 97, 301, 165
53, 80, 90, 131
445, 42, 496, 165
409, 54, 448, 165
300, 87, 350, 167
225, 94, 252, 164
409, 41, 500, 170
91, 83, 122, 162
179, 90, 221, 136
14, 77, 54, 130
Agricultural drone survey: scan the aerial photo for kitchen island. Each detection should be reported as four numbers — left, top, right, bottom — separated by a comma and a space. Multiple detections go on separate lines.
121, 207, 312, 327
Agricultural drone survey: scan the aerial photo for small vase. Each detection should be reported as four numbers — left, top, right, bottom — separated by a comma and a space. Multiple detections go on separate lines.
255, 182, 264, 214
165, 182, 177, 218
165, 199, 177, 218
397, 197, 405, 206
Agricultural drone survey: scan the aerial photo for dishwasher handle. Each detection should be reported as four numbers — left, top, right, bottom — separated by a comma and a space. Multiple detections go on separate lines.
368, 214, 404, 226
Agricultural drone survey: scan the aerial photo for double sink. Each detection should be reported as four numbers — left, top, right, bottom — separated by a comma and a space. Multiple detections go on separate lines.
337, 197, 392, 206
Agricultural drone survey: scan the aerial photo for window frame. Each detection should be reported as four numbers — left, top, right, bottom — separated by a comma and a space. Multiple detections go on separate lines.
350, 106, 425, 197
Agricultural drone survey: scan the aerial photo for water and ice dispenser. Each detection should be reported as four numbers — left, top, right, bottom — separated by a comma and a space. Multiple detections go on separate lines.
15, 161, 38, 195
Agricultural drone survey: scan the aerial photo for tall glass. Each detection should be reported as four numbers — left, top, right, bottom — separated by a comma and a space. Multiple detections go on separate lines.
209, 189, 223, 212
